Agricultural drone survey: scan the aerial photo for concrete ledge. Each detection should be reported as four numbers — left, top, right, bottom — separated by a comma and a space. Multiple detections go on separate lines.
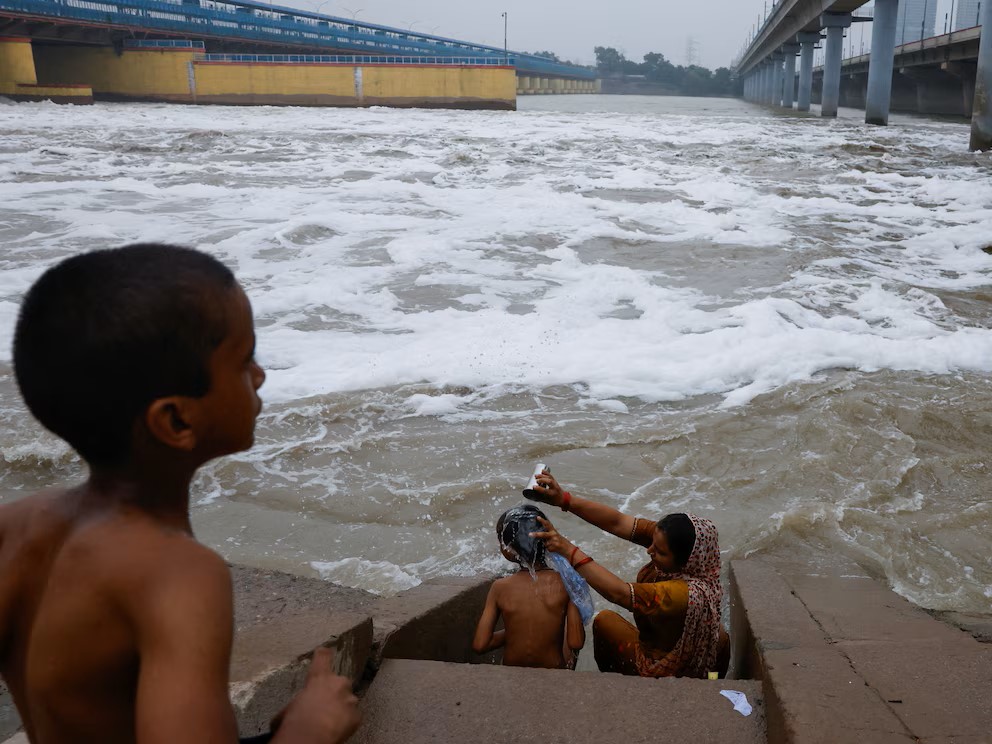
0, 682, 19, 742
230, 563, 375, 632
227, 564, 377, 736
929, 610, 992, 644
230, 610, 373, 737
0, 82, 93, 104
732, 556, 992, 744
369, 574, 500, 668
354, 659, 765, 744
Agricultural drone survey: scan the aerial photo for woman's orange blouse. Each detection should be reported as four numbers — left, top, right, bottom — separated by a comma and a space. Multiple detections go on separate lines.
627, 517, 689, 656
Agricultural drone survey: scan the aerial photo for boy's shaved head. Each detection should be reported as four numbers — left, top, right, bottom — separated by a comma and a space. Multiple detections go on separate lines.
13, 243, 237, 466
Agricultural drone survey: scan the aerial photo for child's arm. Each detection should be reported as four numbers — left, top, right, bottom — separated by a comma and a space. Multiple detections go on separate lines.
134, 545, 359, 744
565, 601, 585, 651
472, 582, 505, 654
132, 547, 240, 743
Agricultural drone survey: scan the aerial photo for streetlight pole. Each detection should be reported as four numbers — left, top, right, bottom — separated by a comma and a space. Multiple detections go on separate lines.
501, 11, 507, 64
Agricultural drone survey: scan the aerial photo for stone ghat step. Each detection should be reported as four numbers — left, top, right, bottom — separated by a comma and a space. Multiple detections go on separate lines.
732, 551, 992, 744
353, 658, 766, 744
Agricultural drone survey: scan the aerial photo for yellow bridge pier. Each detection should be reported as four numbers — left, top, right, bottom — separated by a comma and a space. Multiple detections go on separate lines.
0, 36, 92, 103
18, 41, 518, 109
3, 37, 600, 107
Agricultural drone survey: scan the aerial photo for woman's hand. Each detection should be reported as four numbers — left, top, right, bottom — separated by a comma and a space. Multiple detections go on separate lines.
529, 516, 575, 556
527, 470, 565, 508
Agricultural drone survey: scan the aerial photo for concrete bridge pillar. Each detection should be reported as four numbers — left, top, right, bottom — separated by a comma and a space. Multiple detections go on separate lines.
943, 62, 978, 117
763, 61, 774, 104
0, 36, 37, 84
841, 73, 867, 109
821, 13, 852, 117
782, 43, 799, 108
770, 53, 784, 106
905, 68, 966, 115
971, 0, 992, 150
891, 70, 919, 111
865, 0, 900, 125
797, 32, 819, 112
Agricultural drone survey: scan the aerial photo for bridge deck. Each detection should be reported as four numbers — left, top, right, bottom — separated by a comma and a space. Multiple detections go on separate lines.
0, 0, 595, 79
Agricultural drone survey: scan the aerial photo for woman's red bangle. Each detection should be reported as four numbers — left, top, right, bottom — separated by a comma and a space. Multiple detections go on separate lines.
573, 556, 594, 569
561, 491, 572, 512
568, 546, 579, 565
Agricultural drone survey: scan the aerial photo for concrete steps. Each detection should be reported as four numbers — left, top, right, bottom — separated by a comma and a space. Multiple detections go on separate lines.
731, 553, 992, 744
4, 555, 989, 743
354, 659, 765, 744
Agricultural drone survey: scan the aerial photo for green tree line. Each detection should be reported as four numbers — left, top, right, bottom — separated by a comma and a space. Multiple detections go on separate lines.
594, 46, 735, 97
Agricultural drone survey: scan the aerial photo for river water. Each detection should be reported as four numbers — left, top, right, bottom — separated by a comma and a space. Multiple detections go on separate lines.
0, 95, 990, 613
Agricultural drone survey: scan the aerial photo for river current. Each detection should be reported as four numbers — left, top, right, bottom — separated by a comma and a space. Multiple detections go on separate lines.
0, 95, 990, 613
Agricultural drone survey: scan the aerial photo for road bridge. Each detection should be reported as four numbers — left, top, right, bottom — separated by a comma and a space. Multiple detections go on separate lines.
0, 0, 599, 105
734, 0, 992, 150
810, 26, 981, 117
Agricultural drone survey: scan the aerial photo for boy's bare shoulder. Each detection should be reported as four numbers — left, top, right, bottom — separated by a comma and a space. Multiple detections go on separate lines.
0, 488, 230, 610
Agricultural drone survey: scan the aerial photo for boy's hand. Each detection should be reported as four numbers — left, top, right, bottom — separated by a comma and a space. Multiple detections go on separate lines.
530, 516, 575, 556
529, 470, 565, 508
272, 647, 361, 744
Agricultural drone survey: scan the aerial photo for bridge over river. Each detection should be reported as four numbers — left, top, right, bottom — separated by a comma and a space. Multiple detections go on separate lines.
734, 0, 992, 151
0, 0, 597, 106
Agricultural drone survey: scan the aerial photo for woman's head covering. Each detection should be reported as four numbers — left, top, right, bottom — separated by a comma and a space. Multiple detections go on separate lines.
637, 513, 722, 678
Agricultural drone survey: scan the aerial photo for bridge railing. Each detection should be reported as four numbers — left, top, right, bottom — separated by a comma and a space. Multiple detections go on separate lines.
0, 0, 597, 78
196, 53, 516, 65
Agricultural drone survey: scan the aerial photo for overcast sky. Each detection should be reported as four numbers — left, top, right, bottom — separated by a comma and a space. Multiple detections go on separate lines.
277, 0, 773, 69
278, 0, 959, 70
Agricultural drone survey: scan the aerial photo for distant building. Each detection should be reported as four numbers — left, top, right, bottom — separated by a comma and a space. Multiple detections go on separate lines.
954, 0, 982, 29
895, 0, 938, 45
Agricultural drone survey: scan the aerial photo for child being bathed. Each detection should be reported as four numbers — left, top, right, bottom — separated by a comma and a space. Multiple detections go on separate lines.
473, 505, 585, 669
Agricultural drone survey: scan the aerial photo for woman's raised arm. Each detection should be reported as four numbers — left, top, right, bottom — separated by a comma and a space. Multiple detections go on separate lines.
528, 471, 637, 542
530, 517, 633, 610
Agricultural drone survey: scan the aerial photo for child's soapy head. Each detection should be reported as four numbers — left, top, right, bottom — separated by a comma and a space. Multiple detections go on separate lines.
496, 504, 548, 570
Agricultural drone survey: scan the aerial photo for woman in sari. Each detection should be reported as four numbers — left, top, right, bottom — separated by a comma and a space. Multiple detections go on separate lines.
528, 470, 729, 678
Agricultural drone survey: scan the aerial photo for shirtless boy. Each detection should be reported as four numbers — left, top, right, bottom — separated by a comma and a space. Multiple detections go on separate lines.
473, 505, 585, 669
0, 244, 360, 744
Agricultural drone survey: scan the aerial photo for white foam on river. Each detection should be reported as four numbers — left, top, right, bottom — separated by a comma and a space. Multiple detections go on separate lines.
0, 97, 990, 612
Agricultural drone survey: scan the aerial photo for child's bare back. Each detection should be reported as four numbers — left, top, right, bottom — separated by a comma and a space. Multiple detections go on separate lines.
473, 504, 585, 669
489, 569, 580, 669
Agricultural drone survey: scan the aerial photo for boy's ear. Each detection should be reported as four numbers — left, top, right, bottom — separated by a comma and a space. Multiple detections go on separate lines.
145, 397, 198, 451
